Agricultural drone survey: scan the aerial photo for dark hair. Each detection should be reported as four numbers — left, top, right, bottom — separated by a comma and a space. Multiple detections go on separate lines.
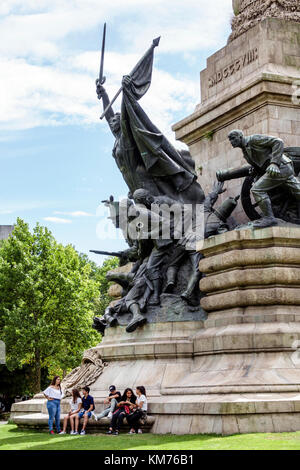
72, 388, 81, 403
136, 386, 146, 396
51, 375, 61, 391
82, 386, 90, 393
122, 388, 136, 404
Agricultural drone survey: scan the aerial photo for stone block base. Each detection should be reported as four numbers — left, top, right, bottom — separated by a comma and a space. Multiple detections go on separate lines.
11, 227, 300, 435
11, 413, 154, 434
11, 323, 300, 434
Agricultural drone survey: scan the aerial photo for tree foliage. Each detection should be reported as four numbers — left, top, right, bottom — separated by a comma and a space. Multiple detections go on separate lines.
0, 218, 118, 393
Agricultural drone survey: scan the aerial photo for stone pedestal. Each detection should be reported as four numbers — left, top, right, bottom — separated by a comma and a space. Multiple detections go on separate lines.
196, 226, 300, 394
9, 5, 300, 438
11, 227, 300, 435
173, 18, 300, 223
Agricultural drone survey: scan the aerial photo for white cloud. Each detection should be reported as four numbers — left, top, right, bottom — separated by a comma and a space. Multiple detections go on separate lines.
0, 210, 13, 215
0, 201, 50, 212
0, 0, 232, 134
44, 216, 72, 224
0, 1, 232, 58
54, 211, 94, 217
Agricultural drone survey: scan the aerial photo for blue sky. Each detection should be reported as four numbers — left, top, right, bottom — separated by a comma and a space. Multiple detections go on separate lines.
0, 0, 232, 265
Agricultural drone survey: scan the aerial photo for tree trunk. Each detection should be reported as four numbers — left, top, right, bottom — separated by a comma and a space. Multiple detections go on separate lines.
33, 349, 41, 394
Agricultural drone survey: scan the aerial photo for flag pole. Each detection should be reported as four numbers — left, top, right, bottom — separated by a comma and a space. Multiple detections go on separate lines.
100, 37, 160, 120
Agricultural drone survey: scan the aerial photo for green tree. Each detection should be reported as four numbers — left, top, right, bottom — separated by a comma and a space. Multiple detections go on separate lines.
0, 364, 49, 410
90, 257, 120, 317
0, 219, 100, 393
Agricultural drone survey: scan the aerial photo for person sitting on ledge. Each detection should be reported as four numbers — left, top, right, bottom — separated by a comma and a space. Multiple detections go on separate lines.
106, 388, 136, 436
74, 386, 95, 436
92, 385, 121, 421
127, 386, 148, 434
59, 388, 82, 435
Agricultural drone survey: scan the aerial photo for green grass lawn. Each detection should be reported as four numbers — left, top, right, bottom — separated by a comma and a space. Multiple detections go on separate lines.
1, 423, 300, 450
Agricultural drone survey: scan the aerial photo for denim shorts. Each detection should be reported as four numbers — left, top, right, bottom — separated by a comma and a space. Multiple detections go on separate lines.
78, 411, 92, 419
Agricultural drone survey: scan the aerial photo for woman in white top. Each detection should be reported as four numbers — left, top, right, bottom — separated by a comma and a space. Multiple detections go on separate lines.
60, 388, 82, 435
43, 375, 63, 434
127, 386, 148, 434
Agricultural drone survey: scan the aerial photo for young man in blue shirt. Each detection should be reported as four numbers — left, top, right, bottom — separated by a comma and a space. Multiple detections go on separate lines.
74, 386, 94, 435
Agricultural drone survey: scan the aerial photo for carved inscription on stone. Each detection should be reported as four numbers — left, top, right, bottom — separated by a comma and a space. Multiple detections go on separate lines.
208, 48, 258, 88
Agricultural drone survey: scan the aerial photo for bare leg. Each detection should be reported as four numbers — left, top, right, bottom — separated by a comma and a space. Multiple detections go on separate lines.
82, 414, 89, 431
75, 414, 79, 432
70, 415, 75, 432
63, 415, 69, 433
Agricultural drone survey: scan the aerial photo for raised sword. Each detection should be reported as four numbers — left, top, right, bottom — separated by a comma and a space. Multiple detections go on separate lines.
96, 22, 106, 98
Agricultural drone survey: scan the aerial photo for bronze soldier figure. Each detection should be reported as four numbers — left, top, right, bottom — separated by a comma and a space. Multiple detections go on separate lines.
95, 37, 205, 205
93, 258, 150, 334
132, 188, 180, 306
227, 130, 300, 228
164, 182, 239, 304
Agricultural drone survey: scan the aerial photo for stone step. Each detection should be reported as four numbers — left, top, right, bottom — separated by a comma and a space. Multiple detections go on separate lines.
10, 399, 45, 418
11, 394, 300, 417
11, 398, 148, 416
12, 413, 155, 434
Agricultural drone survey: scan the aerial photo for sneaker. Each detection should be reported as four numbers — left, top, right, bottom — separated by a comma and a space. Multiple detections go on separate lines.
49, 430, 55, 435
112, 431, 119, 435
91, 411, 98, 422
70, 431, 75, 435
137, 429, 143, 434
59, 431, 66, 435
73, 431, 79, 435
80, 430, 86, 435
128, 430, 135, 434
106, 429, 113, 435
107, 412, 113, 419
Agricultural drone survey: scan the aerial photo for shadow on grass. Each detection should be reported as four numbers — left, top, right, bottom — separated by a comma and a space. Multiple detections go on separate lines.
0, 425, 220, 451
3, 425, 300, 451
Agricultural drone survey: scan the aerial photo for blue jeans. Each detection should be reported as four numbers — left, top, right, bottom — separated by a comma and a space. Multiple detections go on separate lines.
96, 398, 118, 419
47, 399, 61, 432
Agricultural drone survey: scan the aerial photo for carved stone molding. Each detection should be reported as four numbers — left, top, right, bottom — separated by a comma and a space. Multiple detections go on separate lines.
61, 349, 107, 396
229, 0, 300, 42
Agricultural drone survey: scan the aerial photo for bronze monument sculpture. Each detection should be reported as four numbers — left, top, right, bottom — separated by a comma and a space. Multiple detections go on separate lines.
11, 4, 300, 436
218, 131, 300, 227
91, 28, 300, 334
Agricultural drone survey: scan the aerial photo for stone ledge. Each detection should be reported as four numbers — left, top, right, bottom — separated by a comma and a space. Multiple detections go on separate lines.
200, 267, 300, 293
173, 75, 299, 145
198, 226, 300, 259
161, 385, 300, 395
96, 339, 194, 361
151, 412, 300, 435
15, 411, 300, 435
11, 413, 155, 433
101, 321, 203, 344
201, 287, 300, 311
149, 397, 300, 415
193, 322, 300, 354
203, 306, 300, 328
10, 399, 45, 413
